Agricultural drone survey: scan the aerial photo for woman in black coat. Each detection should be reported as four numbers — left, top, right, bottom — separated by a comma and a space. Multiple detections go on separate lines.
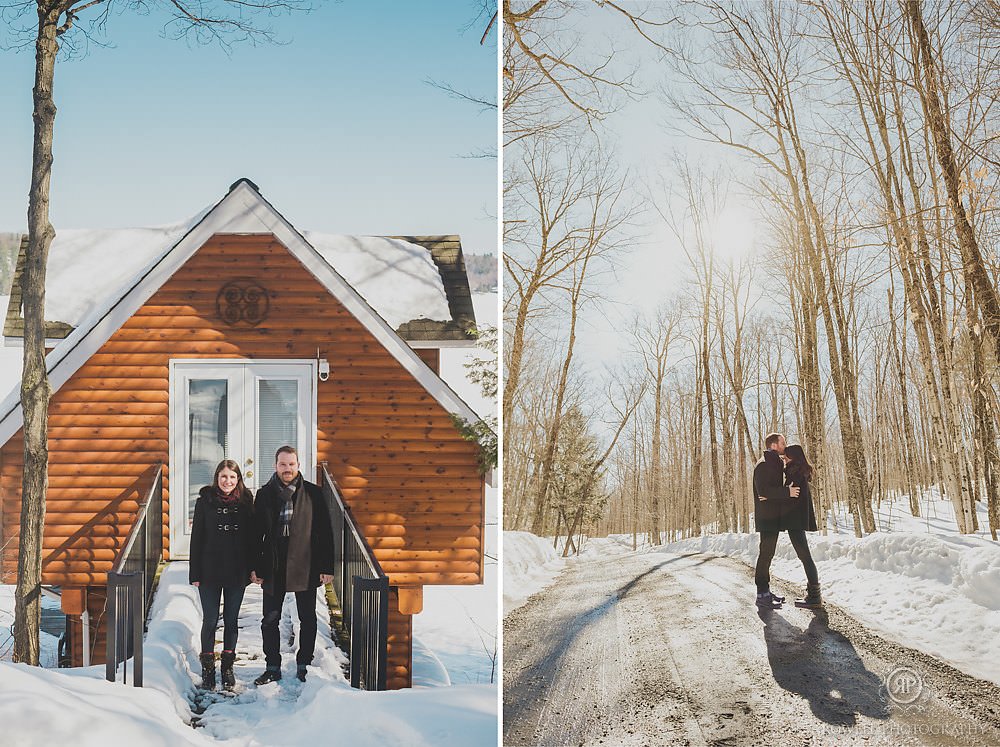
189, 459, 257, 690
754, 442, 822, 609
780, 444, 821, 608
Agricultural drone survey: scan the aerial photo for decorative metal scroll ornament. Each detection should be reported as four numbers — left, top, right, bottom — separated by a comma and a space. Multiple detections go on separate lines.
216, 279, 270, 326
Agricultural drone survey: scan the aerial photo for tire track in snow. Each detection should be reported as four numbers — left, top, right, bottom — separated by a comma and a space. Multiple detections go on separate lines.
503, 550, 1000, 746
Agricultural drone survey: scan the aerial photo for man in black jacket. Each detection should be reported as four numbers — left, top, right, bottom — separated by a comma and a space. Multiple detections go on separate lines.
752, 432, 800, 609
251, 445, 334, 685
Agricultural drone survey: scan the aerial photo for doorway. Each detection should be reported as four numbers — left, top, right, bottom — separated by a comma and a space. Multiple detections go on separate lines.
169, 360, 316, 557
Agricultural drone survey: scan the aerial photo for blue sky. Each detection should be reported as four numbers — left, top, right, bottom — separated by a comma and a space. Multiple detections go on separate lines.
0, 0, 498, 255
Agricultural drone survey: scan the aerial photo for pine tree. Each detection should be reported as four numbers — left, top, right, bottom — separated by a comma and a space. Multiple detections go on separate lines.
453, 325, 498, 472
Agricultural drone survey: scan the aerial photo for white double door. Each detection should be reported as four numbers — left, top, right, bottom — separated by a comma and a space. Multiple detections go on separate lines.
170, 360, 315, 558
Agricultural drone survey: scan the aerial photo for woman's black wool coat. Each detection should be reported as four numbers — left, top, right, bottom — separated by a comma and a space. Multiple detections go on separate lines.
189, 486, 257, 587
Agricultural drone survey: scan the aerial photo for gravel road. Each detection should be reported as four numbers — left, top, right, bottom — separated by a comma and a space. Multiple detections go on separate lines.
503, 551, 1000, 746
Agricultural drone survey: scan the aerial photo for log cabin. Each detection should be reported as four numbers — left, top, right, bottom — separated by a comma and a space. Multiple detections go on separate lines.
0, 179, 489, 689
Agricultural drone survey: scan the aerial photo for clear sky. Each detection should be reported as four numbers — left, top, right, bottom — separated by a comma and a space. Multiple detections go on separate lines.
0, 0, 498, 255
524, 9, 764, 374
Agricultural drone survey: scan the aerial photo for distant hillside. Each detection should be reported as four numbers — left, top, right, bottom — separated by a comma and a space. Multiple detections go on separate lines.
0, 234, 19, 295
465, 253, 498, 293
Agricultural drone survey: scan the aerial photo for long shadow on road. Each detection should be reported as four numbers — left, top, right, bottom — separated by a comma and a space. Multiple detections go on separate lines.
758, 607, 890, 727
503, 554, 697, 738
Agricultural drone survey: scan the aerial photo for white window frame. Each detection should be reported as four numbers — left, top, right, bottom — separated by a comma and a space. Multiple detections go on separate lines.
168, 358, 318, 558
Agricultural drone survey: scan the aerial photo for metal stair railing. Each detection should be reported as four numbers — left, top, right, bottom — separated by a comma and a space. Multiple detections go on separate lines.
105, 464, 163, 687
319, 463, 389, 690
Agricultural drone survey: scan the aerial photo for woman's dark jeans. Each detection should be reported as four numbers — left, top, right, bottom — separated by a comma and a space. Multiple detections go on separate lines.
198, 583, 246, 653
755, 530, 819, 593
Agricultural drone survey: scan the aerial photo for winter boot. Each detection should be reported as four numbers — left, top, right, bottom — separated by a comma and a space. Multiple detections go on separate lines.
199, 653, 216, 690
794, 582, 823, 609
220, 650, 237, 691
296, 664, 308, 683
755, 590, 783, 609
254, 666, 282, 686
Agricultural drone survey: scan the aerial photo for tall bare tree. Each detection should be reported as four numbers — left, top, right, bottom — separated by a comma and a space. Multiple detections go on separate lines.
630, 302, 680, 544
5, 0, 309, 665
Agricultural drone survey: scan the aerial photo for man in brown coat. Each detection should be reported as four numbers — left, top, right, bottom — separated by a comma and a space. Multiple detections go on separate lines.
250, 446, 334, 685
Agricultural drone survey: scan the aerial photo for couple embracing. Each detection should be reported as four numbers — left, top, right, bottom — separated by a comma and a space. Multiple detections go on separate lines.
752, 433, 822, 611
188, 446, 334, 691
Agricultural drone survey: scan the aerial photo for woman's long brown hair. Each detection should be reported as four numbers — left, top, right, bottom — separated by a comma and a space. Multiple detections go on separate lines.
213, 459, 248, 497
784, 444, 813, 482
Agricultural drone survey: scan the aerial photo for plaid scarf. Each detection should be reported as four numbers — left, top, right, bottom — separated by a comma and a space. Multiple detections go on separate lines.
279, 475, 301, 537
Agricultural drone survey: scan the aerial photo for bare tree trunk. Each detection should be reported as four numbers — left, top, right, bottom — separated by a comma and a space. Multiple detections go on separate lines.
888, 286, 920, 517
530, 264, 586, 535
15, 4, 60, 666
633, 305, 678, 544
905, 0, 1000, 357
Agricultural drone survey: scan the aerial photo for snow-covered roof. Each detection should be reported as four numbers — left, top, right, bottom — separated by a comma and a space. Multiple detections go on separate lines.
0, 179, 484, 446
305, 233, 451, 328
17, 219, 450, 334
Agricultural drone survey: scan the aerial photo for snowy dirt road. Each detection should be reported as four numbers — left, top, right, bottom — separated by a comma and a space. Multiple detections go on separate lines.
503, 551, 1000, 747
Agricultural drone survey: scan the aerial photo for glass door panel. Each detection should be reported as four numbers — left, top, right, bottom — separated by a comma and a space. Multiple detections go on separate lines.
257, 379, 299, 482
186, 379, 230, 526
171, 361, 313, 556
249, 366, 312, 490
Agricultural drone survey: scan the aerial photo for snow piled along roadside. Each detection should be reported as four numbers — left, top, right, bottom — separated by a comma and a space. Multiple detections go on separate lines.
502, 531, 567, 616
613, 493, 1000, 687
503, 494, 999, 686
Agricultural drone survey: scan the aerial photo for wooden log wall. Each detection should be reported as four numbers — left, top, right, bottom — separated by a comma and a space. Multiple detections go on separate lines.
0, 234, 485, 687
387, 586, 413, 690
63, 587, 108, 668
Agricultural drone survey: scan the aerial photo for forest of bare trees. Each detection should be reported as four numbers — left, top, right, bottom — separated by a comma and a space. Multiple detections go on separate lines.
503, 0, 1000, 552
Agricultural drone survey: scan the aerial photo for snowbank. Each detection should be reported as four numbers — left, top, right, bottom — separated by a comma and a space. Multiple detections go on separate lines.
502, 531, 567, 617
0, 662, 210, 747
658, 493, 1000, 686
238, 681, 495, 747
415, 560, 498, 686
0, 561, 497, 744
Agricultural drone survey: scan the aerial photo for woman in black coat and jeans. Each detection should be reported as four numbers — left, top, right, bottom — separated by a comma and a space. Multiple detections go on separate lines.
189, 460, 257, 690
754, 439, 821, 609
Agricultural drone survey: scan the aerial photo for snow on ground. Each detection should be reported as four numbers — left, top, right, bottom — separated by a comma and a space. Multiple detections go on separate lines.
502, 531, 568, 617
414, 561, 498, 686
0, 662, 211, 747
0, 562, 496, 745
603, 492, 1000, 687
504, 492, 1000, 685
418, 288, 498, 685
0, 586, 62, 668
